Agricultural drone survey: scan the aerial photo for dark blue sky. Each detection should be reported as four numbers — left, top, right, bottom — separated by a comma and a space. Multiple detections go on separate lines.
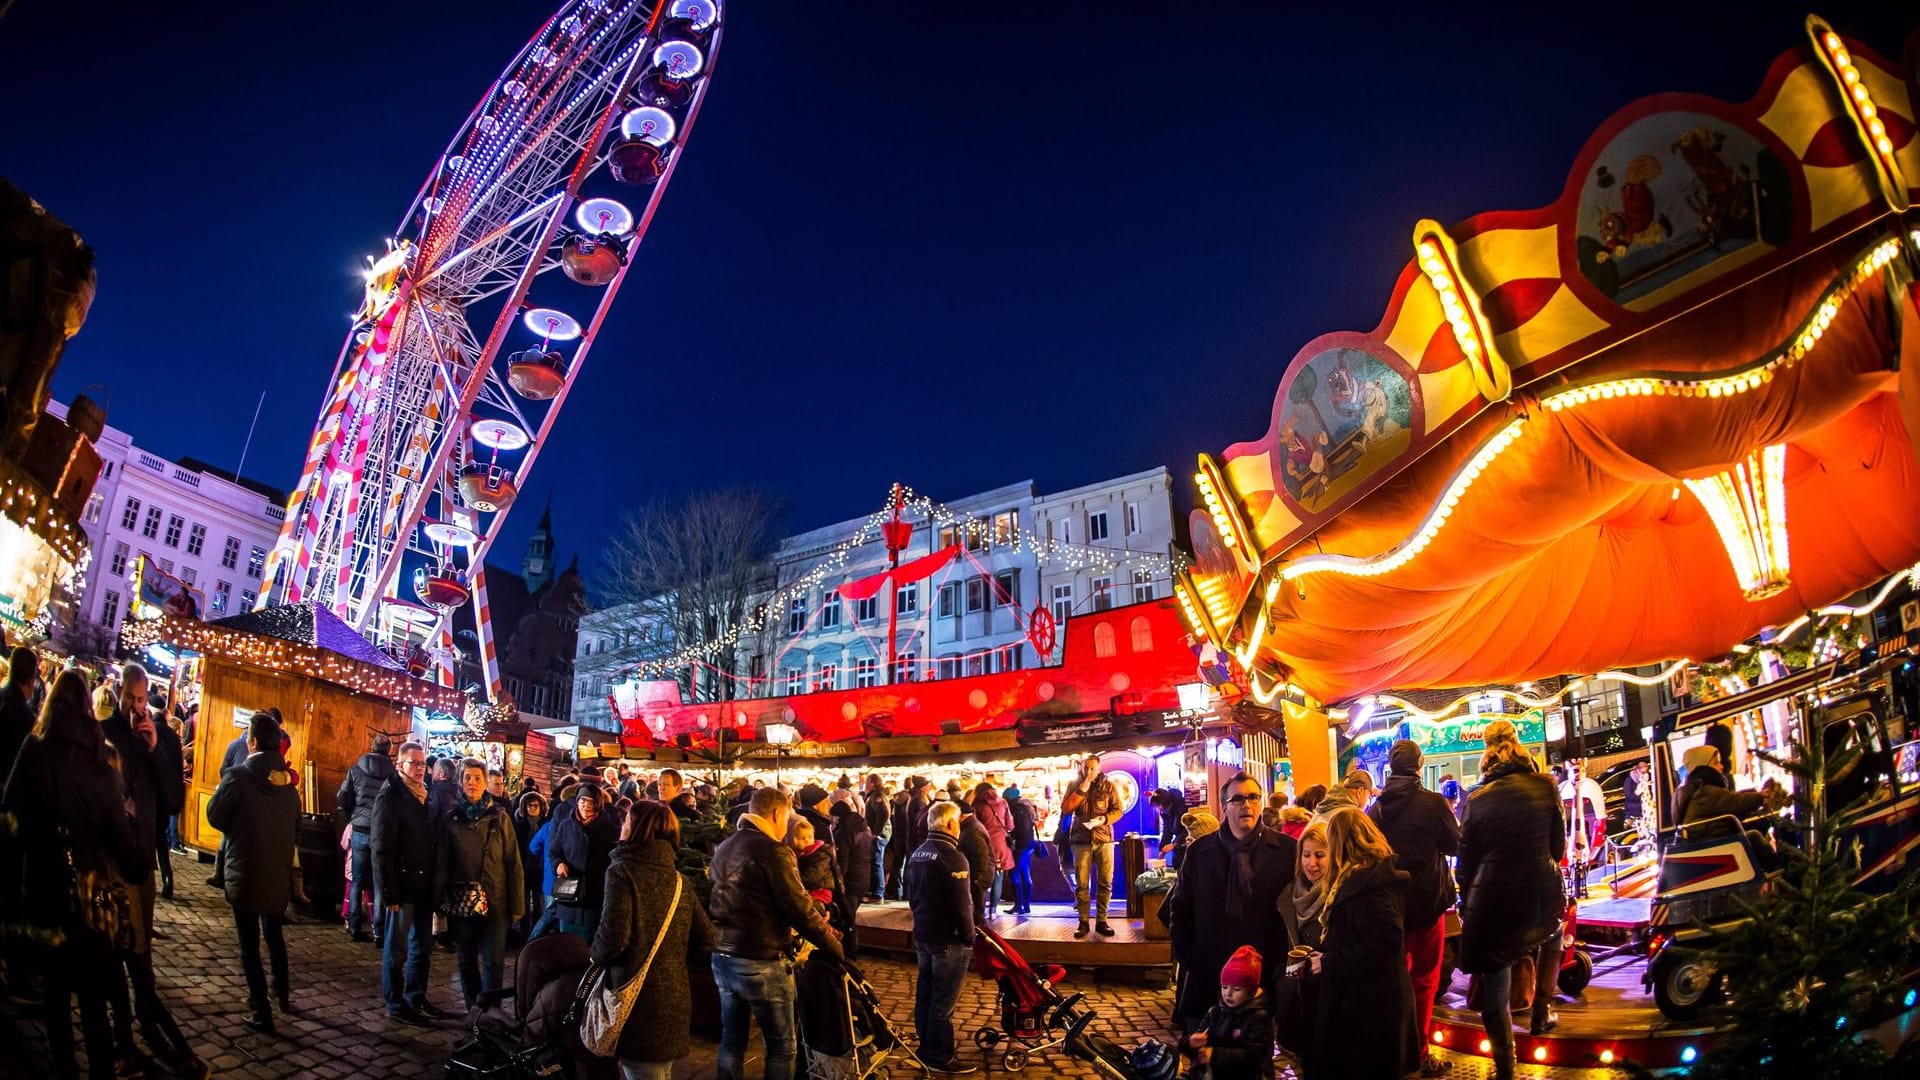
5, 2, 1908, 581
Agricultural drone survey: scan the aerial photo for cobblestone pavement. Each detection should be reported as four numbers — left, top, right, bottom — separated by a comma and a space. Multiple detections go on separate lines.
5, 872, 1606, 1079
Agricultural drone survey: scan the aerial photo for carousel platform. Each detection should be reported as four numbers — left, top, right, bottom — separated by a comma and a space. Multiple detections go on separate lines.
854, 899, 1172, 976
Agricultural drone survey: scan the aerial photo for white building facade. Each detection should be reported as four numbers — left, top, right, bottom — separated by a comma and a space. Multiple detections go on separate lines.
571, 467, 1180, 716
47, 400, 286, 649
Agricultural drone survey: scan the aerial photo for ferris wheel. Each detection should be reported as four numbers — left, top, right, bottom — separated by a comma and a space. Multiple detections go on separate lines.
260, 0, 724, 700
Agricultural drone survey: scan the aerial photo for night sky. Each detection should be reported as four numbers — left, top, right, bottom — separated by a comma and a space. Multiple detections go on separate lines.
5, 2, 1909, 590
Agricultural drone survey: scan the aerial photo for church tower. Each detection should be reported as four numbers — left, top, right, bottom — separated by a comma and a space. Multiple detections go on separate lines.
523, 498, 555, 593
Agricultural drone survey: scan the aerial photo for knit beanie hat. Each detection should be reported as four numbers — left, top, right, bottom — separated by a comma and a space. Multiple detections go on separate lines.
797, 783, 830, 808
1181, 809, 1220, 840
1221, 945, 1263, 989
1129, 1039, 1180, 1080
1388, 739, 1423, 777
1682, 745, 1720, 772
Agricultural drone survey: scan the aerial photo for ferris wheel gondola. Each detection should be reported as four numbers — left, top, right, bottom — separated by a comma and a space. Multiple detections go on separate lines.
261, 0, 726, 702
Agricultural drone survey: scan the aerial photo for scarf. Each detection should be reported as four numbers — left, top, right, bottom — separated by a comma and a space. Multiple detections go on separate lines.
459, 794, 489, 822
1289, 873, 1327, 937
400, 771, 428, 805
1218, 824, 1263, 921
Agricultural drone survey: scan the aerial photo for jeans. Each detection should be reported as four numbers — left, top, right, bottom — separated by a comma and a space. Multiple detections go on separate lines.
884, 834, 907, 900
234, 911, 289, 1011
347, 830, 378, 936
382, 902, 434, 1011
449, 913, 509, 1008
914, 942, 972, 1065
1477, 932, 1562, 1073
1072, 842, 1113, 923
1406, 914, 1446, 1045
555, 903, 600, 943
869, 836, 887, 898
1008, 846, 1034, 911
618, 1061, 673, 1080
712, 953, 796, 1080
528, 898, 561, 940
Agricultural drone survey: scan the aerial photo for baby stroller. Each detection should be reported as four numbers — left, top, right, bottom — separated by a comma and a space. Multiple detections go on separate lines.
970, 926, 1173, 1079
798, 952, 924, 1080
444, 934, 615, 1080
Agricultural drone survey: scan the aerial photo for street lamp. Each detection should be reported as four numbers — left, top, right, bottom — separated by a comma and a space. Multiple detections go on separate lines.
764, 721, 798, 787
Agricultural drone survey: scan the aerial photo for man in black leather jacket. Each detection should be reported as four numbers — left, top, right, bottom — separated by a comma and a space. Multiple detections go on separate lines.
906, 800, 977, 1074
708, 785, 842, 1080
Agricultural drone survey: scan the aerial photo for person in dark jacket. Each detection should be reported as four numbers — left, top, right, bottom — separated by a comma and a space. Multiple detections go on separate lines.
1368, 740, 1459, 1066
708, 786, 843, 1080
1155, 788, 1190, 870
512, 790, 549, 931
337, 732, 395, 942
591, 800, 717, 1080
1168, 774, 1296, 1026
656, 767, 700, 823
1309, 808, 1418, 1079
1674, 745, 1784, 862
1457, 740, 1564, 1079
1062, 754, 1122, 937
863, 774, 891, 901
795, 783, 836, 857
4, 670, 145, 1080
148, 701, 186, 900
101, 665, 184, 1061
830, 798, 875, 912
1185, 946, 1274, 1080
1004, 787, 1037, 914
956, 804, 995, 921
885, 782, 917, 900
427, 757, 462, 822
436, 758, 525, 1010
0, 645, 37, 784
207, 711, 301, 1034
373, 741, 447, 1023
905, 800, 976, 1074
545, 786, 617, 940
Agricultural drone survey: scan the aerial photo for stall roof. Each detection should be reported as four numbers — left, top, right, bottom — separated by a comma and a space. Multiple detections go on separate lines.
209, 602, 405, 670
1673, 663, 1837, 733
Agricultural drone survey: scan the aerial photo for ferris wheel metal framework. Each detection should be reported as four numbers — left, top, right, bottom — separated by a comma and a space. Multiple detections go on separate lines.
260, 0, 724, 703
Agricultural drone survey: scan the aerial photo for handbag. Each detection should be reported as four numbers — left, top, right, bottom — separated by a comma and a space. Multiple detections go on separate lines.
552, 876, 583, 903
443, 881, 490, 918
579, 873, 682, 1057
64, 832, 136, 952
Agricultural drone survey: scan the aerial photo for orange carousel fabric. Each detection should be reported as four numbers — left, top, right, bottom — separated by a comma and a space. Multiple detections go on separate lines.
1254, 239, 1920, 704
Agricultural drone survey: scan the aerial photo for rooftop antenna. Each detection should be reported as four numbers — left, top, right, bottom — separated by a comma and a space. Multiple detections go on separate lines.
236, 390, 266, 483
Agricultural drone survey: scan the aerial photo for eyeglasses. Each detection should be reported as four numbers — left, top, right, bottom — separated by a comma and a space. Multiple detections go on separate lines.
1224, 793, 1261, 806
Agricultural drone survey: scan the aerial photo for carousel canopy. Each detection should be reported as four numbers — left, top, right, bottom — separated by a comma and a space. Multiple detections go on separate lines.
1182, 19, 1920, 706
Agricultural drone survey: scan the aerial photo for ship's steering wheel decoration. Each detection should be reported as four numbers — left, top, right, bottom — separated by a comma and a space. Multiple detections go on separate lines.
1027, 604, 1058, 659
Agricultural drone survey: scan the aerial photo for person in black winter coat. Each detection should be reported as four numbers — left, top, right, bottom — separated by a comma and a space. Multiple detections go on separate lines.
1367, 740, 1459, 1057
1004, 787, 1037, 914
0, 645, 37, 787
1457, 741, 1565, 1078
1168, 774, 1297, 1025
207, 712, 302, 1034
830, 800, 875, 909
543, 785, 616, 940
436, 759, 526, 1010
905, 800, 975, 1071
957, 807, 995, 920
862, 775, 891, 901
337, 733, 396, 942
1186, 946, 1274, 1080
590, 801, 717, 1076
885, 783, 916, 900
512, 790, 549, 930
373, 741, 444, 1022
148, 708, 186, 899
1309, 808, 1418, 1079
4, 671, 144, 1080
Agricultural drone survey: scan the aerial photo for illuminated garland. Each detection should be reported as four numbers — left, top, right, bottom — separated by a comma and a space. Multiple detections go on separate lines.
1274, 233, 1908, 584
0, 457, 90, 566
123, 614, 466, 711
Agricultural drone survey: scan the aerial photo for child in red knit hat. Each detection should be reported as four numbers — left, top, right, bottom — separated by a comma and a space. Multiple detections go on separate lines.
1183, 945, 1274, 1079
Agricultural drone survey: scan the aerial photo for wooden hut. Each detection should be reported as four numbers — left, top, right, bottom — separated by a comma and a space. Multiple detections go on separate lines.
135, 603, 466, 854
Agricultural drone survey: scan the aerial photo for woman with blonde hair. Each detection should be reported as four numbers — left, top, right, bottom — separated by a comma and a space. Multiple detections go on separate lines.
1457, 737, 1564, 1080
1306, 808, 1417, 1077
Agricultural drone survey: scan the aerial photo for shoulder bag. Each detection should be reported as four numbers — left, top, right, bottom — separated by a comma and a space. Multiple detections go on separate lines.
579, 873, 682, 1057
63, 829, 135, 952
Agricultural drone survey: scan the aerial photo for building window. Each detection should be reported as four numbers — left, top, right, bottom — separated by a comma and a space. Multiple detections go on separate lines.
84, 494, 103, 525
891, 651, 918, 682
121, 497, 141, 530
854, 658, 877, 688
212, 580, 232, 615
992, 510, 1019, 547
1056, 517, 1072, 545
109, 542, 129, 576
993, 569, 1020, 608
1093, 622, 1116, 658
1051, 584, 1073, 622
896, 586, 918, 615
821, 595, 841, 630
221, 536, 240, 569
100, 590, 120, 626
1092, 574, 1113, 612
1132, 569, 1154, 603
247, 546, 266, 580
159, 558, 173, 573
162, 514, 183, 548
187, 523, 206, 556
788, 596, 807, 633
182, 567, 197, 585
816, 664, 837, 691
1088, 511, 1110, 542
856, 596, 877, 623
748, 654, 764, 680
968, 654, 985, 676
965, 577, 986, 613
1004, 647, 1023, 671
1126, 501, 1141, 535
241, 590, 256, 611
938, 583, 959, 618
938, 656, 960, 680
1131, 615, 1154, 652
142, 506, 162, 539
786, 668, 805, 694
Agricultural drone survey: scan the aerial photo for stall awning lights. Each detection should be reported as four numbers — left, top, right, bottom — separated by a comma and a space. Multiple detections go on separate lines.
1685, 443, 1790, 601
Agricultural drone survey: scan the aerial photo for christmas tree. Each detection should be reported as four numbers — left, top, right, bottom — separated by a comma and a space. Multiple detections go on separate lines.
1686, 724, 1920, 1077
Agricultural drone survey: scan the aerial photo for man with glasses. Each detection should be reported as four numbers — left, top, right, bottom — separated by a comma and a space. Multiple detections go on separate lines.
372, 741, 449, 1023
1166, 774, 1297, 1031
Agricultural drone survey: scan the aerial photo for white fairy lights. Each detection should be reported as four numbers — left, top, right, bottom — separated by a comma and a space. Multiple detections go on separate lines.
1809, 18, 1909, 211
1684, 444, 1791, 600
